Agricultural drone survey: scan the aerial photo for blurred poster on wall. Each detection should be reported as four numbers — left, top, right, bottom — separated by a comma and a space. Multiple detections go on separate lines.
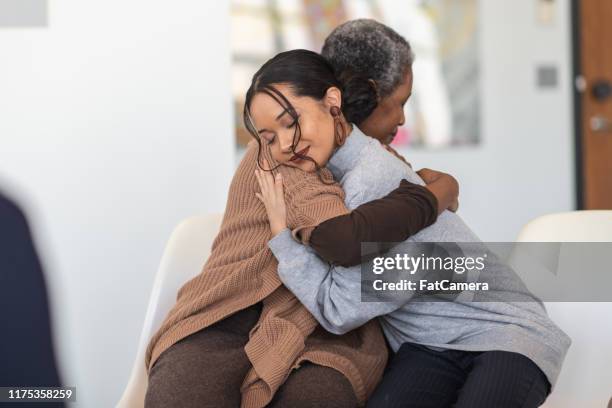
231, 0, 480, 149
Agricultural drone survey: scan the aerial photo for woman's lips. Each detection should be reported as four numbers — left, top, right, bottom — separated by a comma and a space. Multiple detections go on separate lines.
289, 146, 310, 162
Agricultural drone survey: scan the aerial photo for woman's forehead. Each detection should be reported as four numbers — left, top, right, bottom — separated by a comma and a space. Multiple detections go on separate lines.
251, 86, 320, 116
249, 96, 286, 129
249, 89, 298, 126
251, 85, 293, 110
389, 70, 413, 100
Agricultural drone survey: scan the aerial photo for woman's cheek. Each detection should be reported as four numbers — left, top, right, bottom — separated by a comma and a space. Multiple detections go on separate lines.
270, 145, 286, 165
272, 152, 284, 164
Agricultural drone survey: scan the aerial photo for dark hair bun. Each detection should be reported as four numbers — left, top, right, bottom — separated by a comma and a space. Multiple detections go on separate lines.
338, 71, 379, 125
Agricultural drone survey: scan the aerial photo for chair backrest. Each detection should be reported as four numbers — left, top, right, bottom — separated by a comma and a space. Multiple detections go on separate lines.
516, 210, 612, 241
515, 211, 612, 408
117, 214, 223, 408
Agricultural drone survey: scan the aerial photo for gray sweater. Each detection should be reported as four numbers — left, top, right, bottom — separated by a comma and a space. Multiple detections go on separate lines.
269, 125, 571, 389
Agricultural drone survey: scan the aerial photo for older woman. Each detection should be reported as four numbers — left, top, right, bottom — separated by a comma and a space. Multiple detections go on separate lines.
322, 18, 414, 146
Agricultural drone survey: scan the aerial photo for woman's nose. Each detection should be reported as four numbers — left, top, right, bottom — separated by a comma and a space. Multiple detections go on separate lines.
398, 109, 406, 127
278, 134, 294, 153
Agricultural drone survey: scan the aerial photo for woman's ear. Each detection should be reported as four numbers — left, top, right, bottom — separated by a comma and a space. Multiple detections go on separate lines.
324, 86, 343, 110
368, 79, 381, 102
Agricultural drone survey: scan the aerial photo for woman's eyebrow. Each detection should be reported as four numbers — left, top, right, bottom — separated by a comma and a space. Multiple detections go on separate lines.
275, 109, 289, 120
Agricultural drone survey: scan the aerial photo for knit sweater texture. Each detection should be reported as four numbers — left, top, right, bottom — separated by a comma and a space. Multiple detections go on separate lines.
144, 141, 388, 407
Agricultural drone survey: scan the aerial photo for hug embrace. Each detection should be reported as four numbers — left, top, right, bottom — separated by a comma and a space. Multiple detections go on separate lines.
143, 19, 570, 408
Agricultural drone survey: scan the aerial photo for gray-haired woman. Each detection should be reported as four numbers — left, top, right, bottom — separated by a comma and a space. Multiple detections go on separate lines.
322, 18, 415, 146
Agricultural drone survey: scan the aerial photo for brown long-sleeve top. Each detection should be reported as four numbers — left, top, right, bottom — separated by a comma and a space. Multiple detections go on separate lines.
309, 179, 438, 267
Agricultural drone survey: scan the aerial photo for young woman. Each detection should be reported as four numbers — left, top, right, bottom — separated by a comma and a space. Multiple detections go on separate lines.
248, 22, 570, 408
143, 37, 459, 408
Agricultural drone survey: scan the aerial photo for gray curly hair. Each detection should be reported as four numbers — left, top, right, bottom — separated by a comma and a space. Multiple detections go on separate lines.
322, 19, 414, 98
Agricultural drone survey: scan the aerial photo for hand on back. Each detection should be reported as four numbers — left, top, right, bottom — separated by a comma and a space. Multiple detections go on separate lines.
416, 168, 459, 213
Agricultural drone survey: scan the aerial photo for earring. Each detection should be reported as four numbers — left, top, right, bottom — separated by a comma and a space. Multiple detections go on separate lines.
330, 106, 347, 146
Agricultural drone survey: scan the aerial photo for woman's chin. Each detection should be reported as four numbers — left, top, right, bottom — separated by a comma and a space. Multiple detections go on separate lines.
382, 134, 396, 145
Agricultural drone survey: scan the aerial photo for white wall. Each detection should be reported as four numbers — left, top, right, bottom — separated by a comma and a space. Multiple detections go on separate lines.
0, 0, 577, 407
395, 0, 575, 241
0, 1, 233, 407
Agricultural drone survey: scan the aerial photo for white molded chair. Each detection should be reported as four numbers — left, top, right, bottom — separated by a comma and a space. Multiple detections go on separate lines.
515, 211, 612, 408
116, 214, 224, 408
117, 211, 612, 407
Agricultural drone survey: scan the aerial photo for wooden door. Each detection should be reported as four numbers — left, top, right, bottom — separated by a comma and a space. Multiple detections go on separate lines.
577, 0, 612, 209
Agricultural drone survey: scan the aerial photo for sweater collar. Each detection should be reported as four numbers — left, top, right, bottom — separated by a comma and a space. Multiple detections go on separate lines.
327, 124, 371, 179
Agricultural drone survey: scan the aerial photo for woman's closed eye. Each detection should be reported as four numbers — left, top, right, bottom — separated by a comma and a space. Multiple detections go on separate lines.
286, 116, 299, 129
261, 132, 275, 144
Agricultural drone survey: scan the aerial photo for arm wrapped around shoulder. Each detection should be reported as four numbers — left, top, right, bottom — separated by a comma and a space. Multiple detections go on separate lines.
309, 179, 439, 267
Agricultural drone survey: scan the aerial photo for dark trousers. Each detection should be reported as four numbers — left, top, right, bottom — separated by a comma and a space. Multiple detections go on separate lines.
367, 342, 550, 408
145, 303, 357, 408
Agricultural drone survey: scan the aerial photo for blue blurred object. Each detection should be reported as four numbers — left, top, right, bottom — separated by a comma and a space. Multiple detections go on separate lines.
0, 191, 65, 407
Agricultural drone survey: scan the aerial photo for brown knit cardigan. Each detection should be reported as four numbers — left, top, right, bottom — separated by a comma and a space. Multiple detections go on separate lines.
144, 141, 388, 407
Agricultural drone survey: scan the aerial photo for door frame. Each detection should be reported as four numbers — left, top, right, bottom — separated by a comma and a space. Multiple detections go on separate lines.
571, 0, 583, 209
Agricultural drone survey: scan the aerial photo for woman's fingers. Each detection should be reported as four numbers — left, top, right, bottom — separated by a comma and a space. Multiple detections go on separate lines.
274, 173, 283, 196
263, 169, 276, 193
255, 168, 280, 201
255, 169, 264, 193
255, 169, 270, 200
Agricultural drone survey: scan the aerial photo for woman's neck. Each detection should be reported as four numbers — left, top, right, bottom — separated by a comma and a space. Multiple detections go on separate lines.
345, 121, 354, 135
332, 120, 353, 158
